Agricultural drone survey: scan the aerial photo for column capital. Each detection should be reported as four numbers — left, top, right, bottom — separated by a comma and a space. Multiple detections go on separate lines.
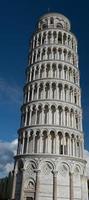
69, 171, 74, 176
34, 169, 41, 174
52, 170, 58, 176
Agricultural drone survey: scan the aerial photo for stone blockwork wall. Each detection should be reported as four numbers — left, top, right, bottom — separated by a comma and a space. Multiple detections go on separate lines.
13, 156, 88, 200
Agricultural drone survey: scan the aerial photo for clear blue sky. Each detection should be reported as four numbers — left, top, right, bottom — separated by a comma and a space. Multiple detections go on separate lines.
0, 0, 89, 150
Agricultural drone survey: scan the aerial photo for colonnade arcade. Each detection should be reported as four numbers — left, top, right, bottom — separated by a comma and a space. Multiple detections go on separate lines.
15, 158, 83, 200
21, 104, 82, 131
38, 14, 71, 31
32, 30, 77, 53
26, 62, 79, 85
24, 82, 81, 107
17, 129, 83, 158
30, 46, 78, 67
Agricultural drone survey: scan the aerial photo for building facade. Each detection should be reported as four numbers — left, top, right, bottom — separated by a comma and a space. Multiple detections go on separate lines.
11, 12, 88, 200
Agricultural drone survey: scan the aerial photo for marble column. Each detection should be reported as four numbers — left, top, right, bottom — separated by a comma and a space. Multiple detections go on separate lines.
70, 172, 74, 200
56, 84, 59, 100
32, 133, 35, 153
25, 109, 28, 126
56, 134, 59, 154
35, 170, 41, 200
11, 170, 16, 200
81, 175, 84, 200
26, 133, 29, 153
53, 171, 58, 200
20, 169, 25, 200
39, 133, 43, 153
17, 137, 20, 155
48, 134, 51, 153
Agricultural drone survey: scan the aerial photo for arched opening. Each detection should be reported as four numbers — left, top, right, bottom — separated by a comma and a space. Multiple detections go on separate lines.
47, 47, 51, 60
37, 49, 41, 61
34, 131, 40, 153
53, 31, 57, 43
25, 90, 28, 103
63, 33, 67, 45
46, 63, 50, 77
29, 130, 33, 153
43, 131, 48, 153
31, 106, 36, 125
64, 65, 68, 80
52, 83, 56, 99
58, 64, 62, 79
74, 90, 77, 104
73, 166, 81, 195
23, 131, 27, 153
72, 54, 75, 65
58, 132, 63, 154
58, 32, 62, 44
58, 48, 62, 60
18, 159, 24, 172
69, 67, 72, 81
68, 51, 71, 62
34, 84, 37, 100
40, 64, 45, 78
57, 23, 63, 29
70, 109, 74, 128
52, 63, 56, 78
48, 31, 51, 43
42, 32, 46, 44
38, 33, 41, 45
29, 85, 32, 101
58, 83, 62, 100
42, 48, 46, 60
71, 134, 74, 156
65, 107, 69, 126
35, 66, 39, 79
73, 69, 76, 83
53, 48, 57, 60
51, 105, 56, 124
64, 133, 69, 155
33, 51, 36, 63
27, 107, 30, 126
64, 85, 68, 101
39, 83, 43, 99
34, 36, 37, 48
76, 141, 80, 157
37, 105, 42, 124
58, 106, 62, 125
75, 112, 79, 129
45, 83, 50, 99
68, 35, 71, 46
50, 17, 54, 25
50, 131, 55, 154
64, 49, 67, 61
31, 68, 34, 81
26, 179, 35, 200
44, 105, 49, 124
69, 86, 73, 103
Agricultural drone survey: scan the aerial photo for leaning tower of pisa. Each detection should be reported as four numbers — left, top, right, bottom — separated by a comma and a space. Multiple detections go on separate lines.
11, 12, 88, 200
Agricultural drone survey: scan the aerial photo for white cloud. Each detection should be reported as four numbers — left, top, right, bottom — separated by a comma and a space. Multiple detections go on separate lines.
84, 149, 89, 178
0, 138, 18, 178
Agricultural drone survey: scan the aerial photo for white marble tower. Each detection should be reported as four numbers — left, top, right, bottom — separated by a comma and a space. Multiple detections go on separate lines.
11, 12, 88, 200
